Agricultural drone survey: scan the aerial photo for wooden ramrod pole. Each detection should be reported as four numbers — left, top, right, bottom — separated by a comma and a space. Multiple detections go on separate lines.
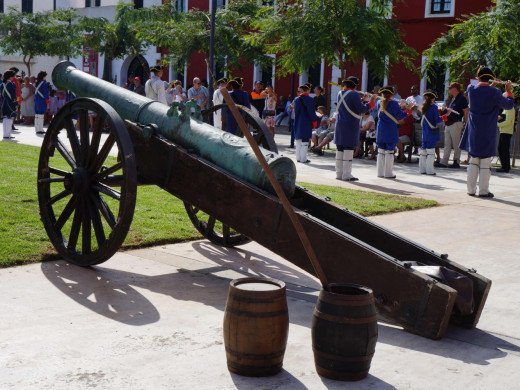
218, 87, 330, 291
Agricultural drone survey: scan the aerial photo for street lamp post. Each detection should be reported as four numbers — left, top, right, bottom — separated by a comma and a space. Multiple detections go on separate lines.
208, 0, 217, 123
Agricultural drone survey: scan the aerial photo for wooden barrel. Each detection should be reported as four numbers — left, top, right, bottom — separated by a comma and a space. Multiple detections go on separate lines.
312, 283, 378, 381
223, 277, 289, 377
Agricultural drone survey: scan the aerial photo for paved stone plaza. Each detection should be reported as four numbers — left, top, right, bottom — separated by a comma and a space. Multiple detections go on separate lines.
1, 126, 519, 389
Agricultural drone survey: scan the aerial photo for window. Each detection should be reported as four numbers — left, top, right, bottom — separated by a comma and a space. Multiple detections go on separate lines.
307, 63, 321, 91
431, 0, 451, 14
85, 0, 101, 7
216, 0, 227, 9
22, 0, 32, 13
134, 0, 143, 9
421, 57, 448, 101
175, 0, 185, 12
425, 0, 454, 18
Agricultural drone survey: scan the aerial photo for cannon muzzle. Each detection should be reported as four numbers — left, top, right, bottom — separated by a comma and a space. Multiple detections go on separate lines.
52, 61, 296, 197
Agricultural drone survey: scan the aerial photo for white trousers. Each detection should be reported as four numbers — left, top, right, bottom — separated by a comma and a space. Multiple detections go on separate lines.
441, 121, 464, 165
341, 150, 356, 181
35, 114, 45, 133
419, 148, 436, 175
467, 157, 492, 195
3, 117, 13, 138
335, 151, 344, 179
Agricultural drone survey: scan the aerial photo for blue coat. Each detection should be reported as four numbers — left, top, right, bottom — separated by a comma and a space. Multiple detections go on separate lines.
226, 89, 251, 135
335, 89, 372, 149
294, 94, 317, 140
375, 100, 407, 148
421, 104, 442, 149
34, 81, 50, 115
460, 84, 514, 158
1, 80, 19, 118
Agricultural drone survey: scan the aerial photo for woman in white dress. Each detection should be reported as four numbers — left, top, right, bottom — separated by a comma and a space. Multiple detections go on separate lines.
20, 76, 35, 125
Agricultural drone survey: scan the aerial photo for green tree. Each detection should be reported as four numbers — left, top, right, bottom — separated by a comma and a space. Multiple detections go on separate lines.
0, 7, 80, 76
134, 0, 272, 75
79, 2, 148, 82
424, 0, 520, 84
250, 0, 416, 79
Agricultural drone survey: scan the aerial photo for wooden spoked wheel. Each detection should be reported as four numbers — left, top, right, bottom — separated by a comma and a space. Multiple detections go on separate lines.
185, 104, 277, 248
38, 98, 137, 266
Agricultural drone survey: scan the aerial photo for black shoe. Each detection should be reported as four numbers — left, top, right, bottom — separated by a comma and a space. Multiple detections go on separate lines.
3, 136, 15, 139
448, 161, 460, 169
468, 193, 476, 197
434, 162, 448, 168
412, 148, 419, 155
288, 145, 295, 148
385, 175, 397, 179
478, 192, 494, 198
301, 159, 311, 163
496, 168, 509, 173
347, 177, 359, 181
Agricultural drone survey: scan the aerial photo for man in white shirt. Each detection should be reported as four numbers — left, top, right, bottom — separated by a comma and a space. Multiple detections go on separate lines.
405, 85, 424, 154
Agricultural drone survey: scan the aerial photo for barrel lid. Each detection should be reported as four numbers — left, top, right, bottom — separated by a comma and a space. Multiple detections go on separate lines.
230, 277, 285, 291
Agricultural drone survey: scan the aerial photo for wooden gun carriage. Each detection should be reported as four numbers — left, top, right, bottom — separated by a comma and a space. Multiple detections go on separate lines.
37, 62, 491, 340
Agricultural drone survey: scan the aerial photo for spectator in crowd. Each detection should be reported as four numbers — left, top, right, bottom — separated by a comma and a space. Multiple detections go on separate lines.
419, 90, 443, 175
355, 110, 377, 160
376, 86, 407, 179
393, 85, 401, 100
497, 92, 515, 173
226, 77, 250, 135
276, 95, 291, 126
145, 66, 168, 105
288, 94, 296, 148
437, 82, 468, 168
48, 89, 59, 121
460, 67, 514, 197
188, 76, 210, 110
250, 80, 266, 117
396, 103, 414, 163
294, 83, 317, 163
263, 85, 277, 137
335, 76, 375, 181
34, 71, 50, 135
127, 73, 136, 92
313, 85, 326, 110
311, 108, 335, 156
1, 70, 18, 139
274, 95, 287, 125
133, 77, 145, 96
405, 85, 423, 155
212, 77, 228, 129
20, 76, 35, 125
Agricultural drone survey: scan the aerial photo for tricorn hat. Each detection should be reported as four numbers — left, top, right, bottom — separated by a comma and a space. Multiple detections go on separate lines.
477, 66, 496, 80
423, 89, 438, 99
342, 76, 359, 88
379, 85, 395, 95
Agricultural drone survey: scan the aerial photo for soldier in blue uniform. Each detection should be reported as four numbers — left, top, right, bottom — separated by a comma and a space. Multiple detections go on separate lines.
375, 86, 407, 178
293, 83, 317, 163
226, 77, 250, 136
460, 67, 514, 197
419, 90, 443, 175
335, 76, 375, 181
1, 70, 19, 139
34, 71, 50, 135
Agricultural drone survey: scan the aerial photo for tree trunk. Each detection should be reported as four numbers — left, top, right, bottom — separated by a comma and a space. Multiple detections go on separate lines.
23, 55, 32, 77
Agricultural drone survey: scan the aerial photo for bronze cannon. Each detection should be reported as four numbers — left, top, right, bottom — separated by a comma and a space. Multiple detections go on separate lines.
37, 61, 491, 339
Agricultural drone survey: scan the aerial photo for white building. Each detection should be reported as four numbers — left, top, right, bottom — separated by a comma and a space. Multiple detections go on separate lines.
0, 0, 163, 87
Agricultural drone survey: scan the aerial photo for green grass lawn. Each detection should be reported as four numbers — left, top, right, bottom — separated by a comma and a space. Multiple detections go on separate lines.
0, 142, 437, 267
299, 182, 437, 216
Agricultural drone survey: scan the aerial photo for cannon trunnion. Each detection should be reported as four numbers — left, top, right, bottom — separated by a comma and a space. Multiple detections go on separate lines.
37, 62, 491, 340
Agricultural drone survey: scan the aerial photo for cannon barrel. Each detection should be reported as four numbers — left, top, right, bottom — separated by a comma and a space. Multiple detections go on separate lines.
52, 61, 296, 197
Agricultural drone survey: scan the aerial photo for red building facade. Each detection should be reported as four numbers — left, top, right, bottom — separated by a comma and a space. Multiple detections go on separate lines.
166, 0, 493, 103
